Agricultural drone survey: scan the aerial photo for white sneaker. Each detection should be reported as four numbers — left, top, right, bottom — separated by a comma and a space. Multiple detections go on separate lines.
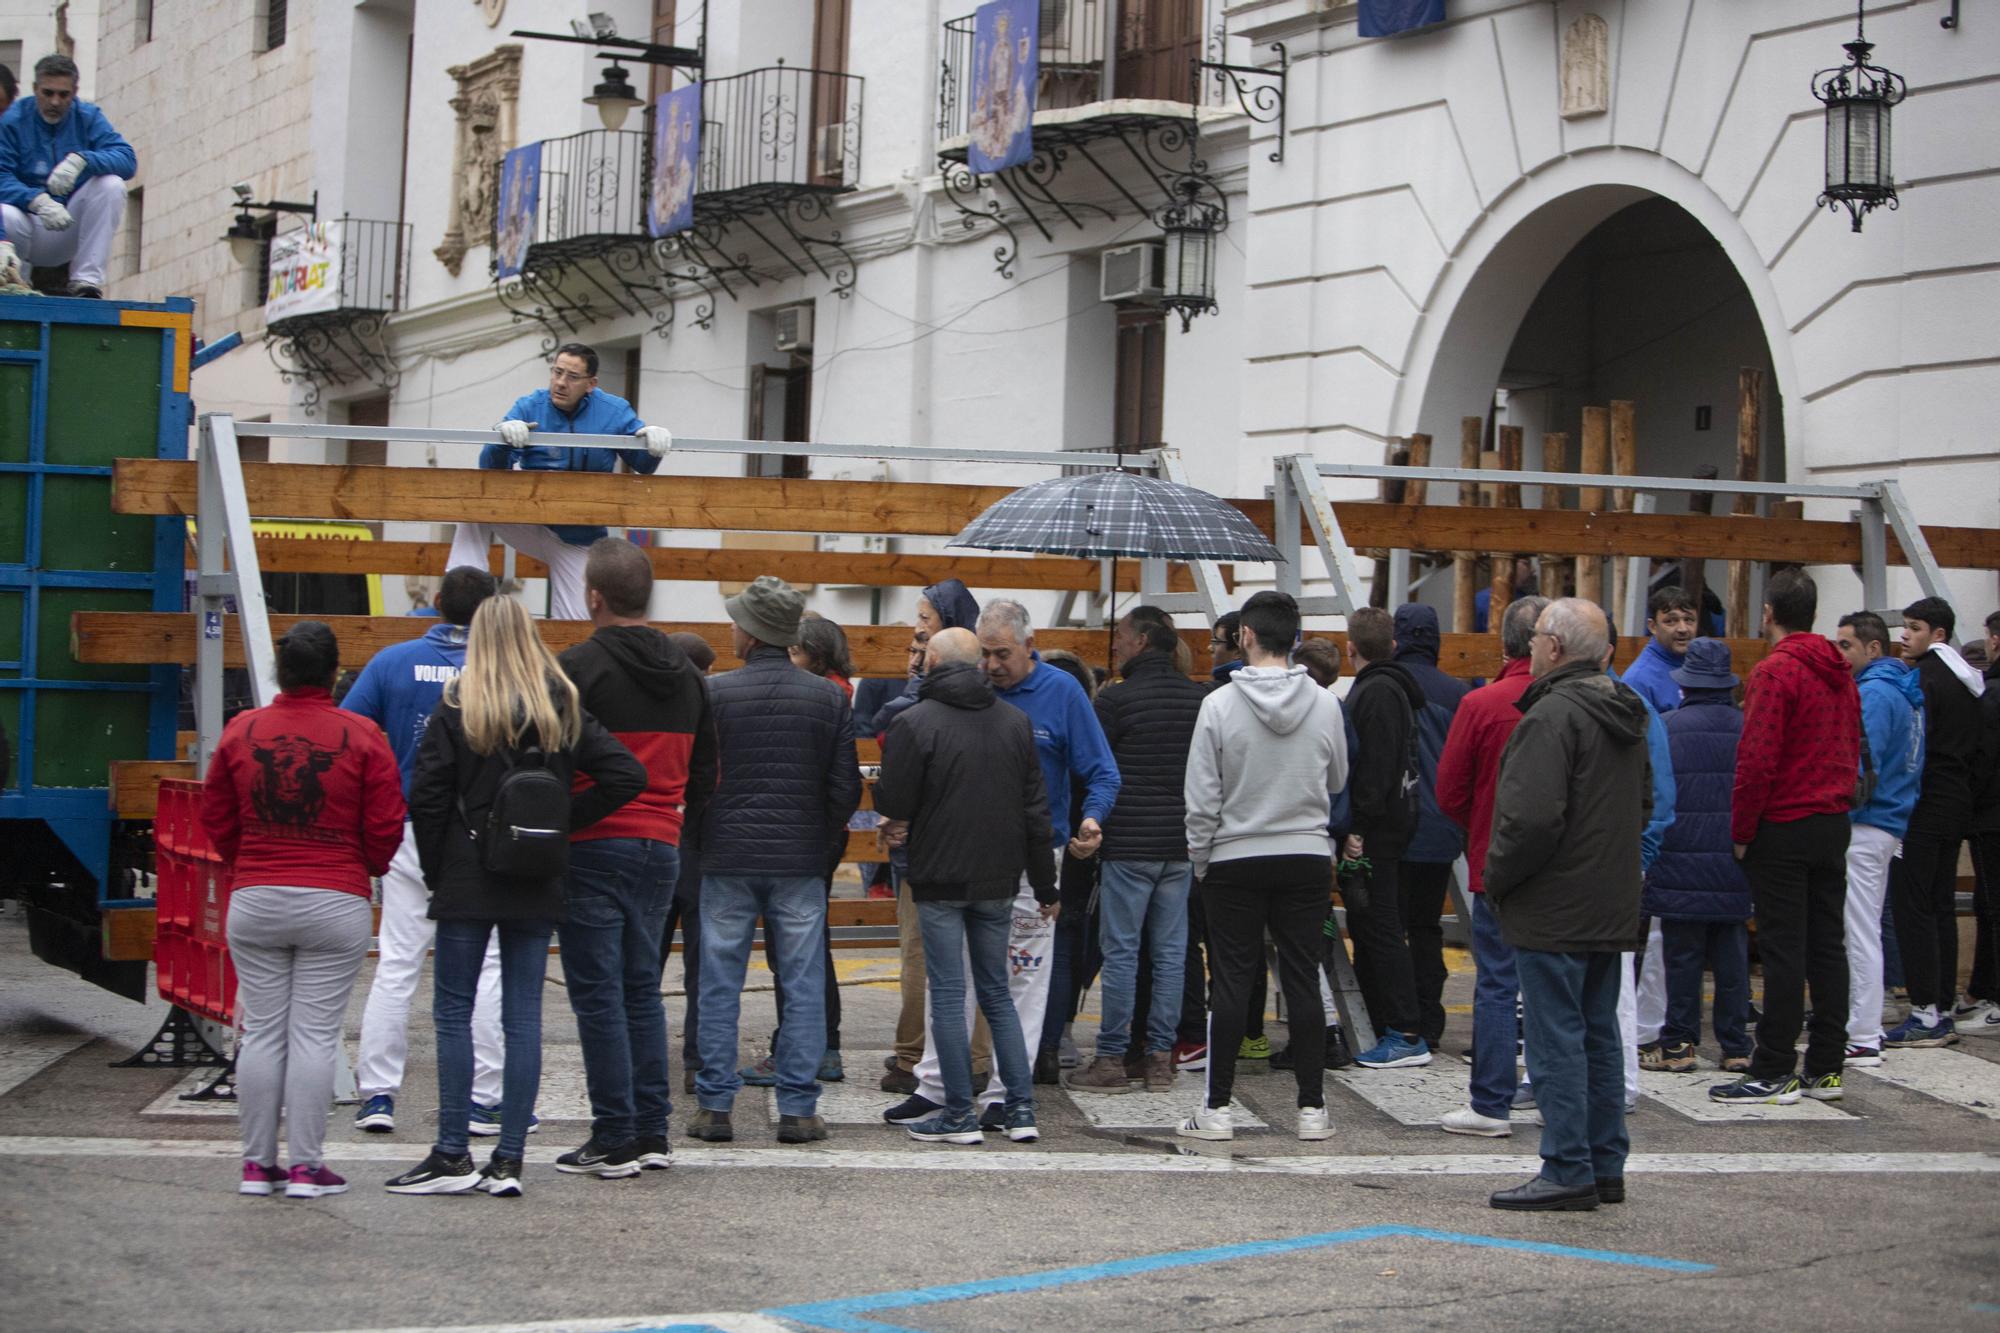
1176, 1102, 1234, 1141
1950, 996, 1997, 1022
1957, 1000, 2000, 1036
1296, 1105, 1334, 1141
1439, 1106, 1512, 1138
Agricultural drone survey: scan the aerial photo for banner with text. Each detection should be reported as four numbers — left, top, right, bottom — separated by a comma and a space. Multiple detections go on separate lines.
265, 221, 344, 322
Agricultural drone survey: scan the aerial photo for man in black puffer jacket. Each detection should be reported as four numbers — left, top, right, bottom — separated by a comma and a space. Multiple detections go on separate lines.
689, 576, 859, 1145
874, 628, 1055, 1144
1066, 609, 1207, 1094
1392, 603, 1470, 1051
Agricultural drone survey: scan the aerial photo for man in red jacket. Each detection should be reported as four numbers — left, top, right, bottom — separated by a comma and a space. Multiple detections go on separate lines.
1434, 595, 1546, 1137
1718, 569, 1860, 1106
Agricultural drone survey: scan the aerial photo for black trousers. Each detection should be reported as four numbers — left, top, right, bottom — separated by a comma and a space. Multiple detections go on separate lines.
1401, 861, 1453, 1048
660, 838, 703, 1068
1745, 812, 1850, 1080
1202, 855, 1332, 1110
1344, 854, 1420, 1039
1891, 825, 1965, 1014
1971, 831, 2000, 1004
1134, 875, 1208, 1047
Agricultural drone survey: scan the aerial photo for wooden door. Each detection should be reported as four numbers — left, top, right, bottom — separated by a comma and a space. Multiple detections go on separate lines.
649, 0, 678, 99
1114, 307, 1166, 453
1115, 0, 1201, 103
810, 0, 852, 186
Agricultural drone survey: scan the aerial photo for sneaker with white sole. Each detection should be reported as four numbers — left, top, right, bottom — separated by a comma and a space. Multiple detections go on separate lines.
384, 1151, 480, 1194
1843, 1044, 1884, 1068
240, 1161, 284, 1197
354, 1094, 395, 1133
468, 1102, 540, 1137
1951, 997, 1998, 1024
285, 1164, 348, 1199
1440, 1106, 1512, 1138
883, 1094, 943, 1125
476, 1156, 524, 1198
999, 1103, 1040, 1143
1884, 1015, 1958, 1048
632, 1135, 674, 1169
1708, 1074, 1802, 1105
1801, 1072, 1843, 1102
1296, 1105, 1334, 1141
1354, 1032, 1432, 1069
1171, 1041, 1208, 1072
1957, 1001, 2000, 1038
554, 1137, 642, 1178
1176, 1102, 1234, 1141
905, 1110, 983, 1144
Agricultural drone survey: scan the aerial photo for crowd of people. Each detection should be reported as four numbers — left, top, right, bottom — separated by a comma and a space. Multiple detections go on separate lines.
200, 523, 2000, 1208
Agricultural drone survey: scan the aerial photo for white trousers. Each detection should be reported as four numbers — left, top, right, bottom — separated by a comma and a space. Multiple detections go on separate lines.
915, 865, 1058, 1111
1845, 823, 1899, 1050
1, 174, 126, 288
1634, 921, 1666, 1046
1523, 950, 1640, 1104
354, 826, 504, 1104
446, 522, 590, 620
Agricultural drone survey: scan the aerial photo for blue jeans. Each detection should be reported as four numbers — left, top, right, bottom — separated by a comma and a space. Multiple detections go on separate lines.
1515, 948, 1628, 1188
1660, 919, 1750, 1056
1096, 860, 1192, 1058
1469, 895, 1519, 1120
697, 874, 827, 1117
435, 918, 551, 1160
561, 838, 678, 1145
917, 897, 1034, 1119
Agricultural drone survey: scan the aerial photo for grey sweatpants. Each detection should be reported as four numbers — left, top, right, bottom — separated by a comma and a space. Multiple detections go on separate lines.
226, 885, 373, 1168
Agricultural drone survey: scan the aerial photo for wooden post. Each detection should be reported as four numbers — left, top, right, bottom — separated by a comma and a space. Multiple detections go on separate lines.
1490, 426, 1523, 631
1610, 400, 1638, 612
1539, 431, 1569, 597
1576, 406, 1610, 607
1452, 416, 1482, 633
1726, 369, 1764, 634
1683, 464, 1717, 634
1403, 433, 1431, 506
1370, 438, 1410, 608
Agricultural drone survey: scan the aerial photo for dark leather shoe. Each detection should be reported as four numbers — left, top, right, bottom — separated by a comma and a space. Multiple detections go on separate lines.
879, 1065, 918, 1094
1595, 1177, 1625, 1204
1490, 1175, 1600, 1211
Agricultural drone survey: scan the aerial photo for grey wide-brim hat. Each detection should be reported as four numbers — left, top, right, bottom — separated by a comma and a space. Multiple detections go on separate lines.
725, 574, 805, 647
1670, 637, 1738, 690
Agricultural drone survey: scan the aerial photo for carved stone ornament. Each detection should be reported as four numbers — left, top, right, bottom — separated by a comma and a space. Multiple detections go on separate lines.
434, 44, 523, 277
478, 0, 505, 26
1560, 14, 1609, 119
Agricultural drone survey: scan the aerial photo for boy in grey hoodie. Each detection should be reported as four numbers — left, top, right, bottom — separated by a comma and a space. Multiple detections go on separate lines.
1180, 591, 1350, 1144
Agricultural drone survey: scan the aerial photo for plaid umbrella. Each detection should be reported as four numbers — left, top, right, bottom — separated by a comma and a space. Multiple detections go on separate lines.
947, 470, 1283, 563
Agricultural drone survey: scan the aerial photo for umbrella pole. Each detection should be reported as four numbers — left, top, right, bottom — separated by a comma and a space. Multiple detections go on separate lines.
1106, 554, 1117, 676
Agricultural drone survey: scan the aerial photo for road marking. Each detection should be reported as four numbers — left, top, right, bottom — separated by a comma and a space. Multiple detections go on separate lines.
1328, 1062, 1476, 1126
0, 1034, 90, 1098
766, 1224, 1712, 1332
144, 1049, 601, 1121
1853, 1048, 2000, 1120
1065, 1086, 1267, 1130
2, 1135, 1995, 1177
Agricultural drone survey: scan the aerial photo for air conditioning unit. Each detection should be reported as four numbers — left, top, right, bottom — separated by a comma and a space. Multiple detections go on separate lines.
1099, 242, 1163, 303
775, 303, 814, 352
812, 122, 847, 180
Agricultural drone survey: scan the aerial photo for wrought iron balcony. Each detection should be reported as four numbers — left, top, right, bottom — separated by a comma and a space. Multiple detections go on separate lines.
263, 216, 412, 412
938, 1, 1112, 146
518, 128, 652, 257
695, 64, 864, 214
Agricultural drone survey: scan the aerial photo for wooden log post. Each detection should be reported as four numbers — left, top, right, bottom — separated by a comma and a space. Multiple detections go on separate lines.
1683, 464, 1718, 634
1395, 433, 1431, 607
1727, 368, 1764, 634
1369, 439, 1410, 608
1610, 400, 1638, 614
1539, 431, 1570, 597
1576, 406, 1611, 607
1452, 417, 1482, 633
1490, 426, 1524, 631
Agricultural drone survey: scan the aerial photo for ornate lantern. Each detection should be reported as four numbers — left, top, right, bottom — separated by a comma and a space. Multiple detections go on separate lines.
1811, 2, 1907, 233
1157, 183, 1223, 333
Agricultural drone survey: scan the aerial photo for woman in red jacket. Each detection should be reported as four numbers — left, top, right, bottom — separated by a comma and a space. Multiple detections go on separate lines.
202, 622, 406, 1200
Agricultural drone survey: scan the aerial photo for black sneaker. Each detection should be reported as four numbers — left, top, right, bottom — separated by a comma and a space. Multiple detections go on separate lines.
1032, 1050, 1061, 1085
477, 1156, 524, 1198
67, 283, 102, 300
978, 1102, 1007, 1133
685, 1108, 734, 1142
883, 1094, 942, 1125
384, 1150, 479, 1195
554, 1137, 641, 1178
633, 1135, 674, 1169
1327, 1027, 1355, 1070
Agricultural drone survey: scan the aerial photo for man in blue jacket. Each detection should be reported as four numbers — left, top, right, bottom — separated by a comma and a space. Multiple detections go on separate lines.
0, 55, 135, 298
1835, 611, 1924, 1065
1392, 603, 1470, 1051
889, 598, 1120, 1132
446, 342, 674, 620
1620, 586, 1699, 715
346, 567, 507, 1135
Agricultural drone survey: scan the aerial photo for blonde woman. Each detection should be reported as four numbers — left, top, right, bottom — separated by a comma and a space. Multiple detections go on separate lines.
388, 596, 644, 1198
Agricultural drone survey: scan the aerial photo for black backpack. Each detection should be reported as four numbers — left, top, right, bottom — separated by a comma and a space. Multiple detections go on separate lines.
462, 745, 570, 879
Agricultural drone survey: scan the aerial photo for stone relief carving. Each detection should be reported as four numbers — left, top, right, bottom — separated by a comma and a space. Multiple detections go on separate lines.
1560, 14, 1609, 120
434, 44, 523, 277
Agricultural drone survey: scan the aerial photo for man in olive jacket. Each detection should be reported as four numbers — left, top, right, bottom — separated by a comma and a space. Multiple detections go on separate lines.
1483, 598, 1652, 1213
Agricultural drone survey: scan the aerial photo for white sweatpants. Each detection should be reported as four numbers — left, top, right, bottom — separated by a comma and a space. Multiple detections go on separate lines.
446, 521, 590, 620
1522, 949, 1640, 1104
1845, 823, 1898, 1051
354, 826, 504, 1104
1634, 921, 1666, 1047
915, 864, 1058, 1112
1, 174, 126, 288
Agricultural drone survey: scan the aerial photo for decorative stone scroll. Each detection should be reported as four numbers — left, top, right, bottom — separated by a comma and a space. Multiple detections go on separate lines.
434, 44, 523, 277
1560, 14, 1609, 120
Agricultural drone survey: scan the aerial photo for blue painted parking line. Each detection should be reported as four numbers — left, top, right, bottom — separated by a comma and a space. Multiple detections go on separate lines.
763, 1223, 1714, 1332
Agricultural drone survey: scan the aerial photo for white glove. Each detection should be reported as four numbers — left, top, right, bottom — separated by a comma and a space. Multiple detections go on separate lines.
636, 424, 674, 458
30, 193, 72, 231
496, 419, 531, 448
44, 152, 86, 198
0, 241, 18, 285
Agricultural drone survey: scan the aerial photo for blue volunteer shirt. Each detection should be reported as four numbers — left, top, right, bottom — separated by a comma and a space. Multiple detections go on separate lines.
994, 654, 1121, 847
1621, 638, 1685, 714
0, 97, 136, 212
340, 622, 470, 799
1609, 665, 1678, 872
483, 386, 661, 546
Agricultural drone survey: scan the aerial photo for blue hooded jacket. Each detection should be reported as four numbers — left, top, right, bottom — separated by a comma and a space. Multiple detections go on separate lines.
0, 97, 136, 212
340, 622, 470, 799
1608, 665, 1677, 872
1621, 639, 1685, 715
482, 387, 661, 546
1852, 656, 1925, 838
1391, 603, 1470, 863
919, 579, 980, 632
1642, 688, 1750, 921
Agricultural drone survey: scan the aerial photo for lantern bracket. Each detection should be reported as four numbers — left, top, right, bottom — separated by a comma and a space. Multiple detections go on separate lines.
1193, 43, 1289, 162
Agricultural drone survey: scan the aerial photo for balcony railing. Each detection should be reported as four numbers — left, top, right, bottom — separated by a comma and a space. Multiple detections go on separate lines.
532, 128, 651, 252
938, 1, 1115, 143
698, 65, 864, 206
264, 217, 411, 327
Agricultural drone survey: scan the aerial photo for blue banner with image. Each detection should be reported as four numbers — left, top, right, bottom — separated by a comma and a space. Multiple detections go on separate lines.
967, 0, 1037, 173
495, 142, 541, 277
1359, 0, 1445, 38
649, 84, 702, 237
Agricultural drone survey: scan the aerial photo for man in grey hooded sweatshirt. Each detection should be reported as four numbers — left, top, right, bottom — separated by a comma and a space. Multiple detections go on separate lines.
1180, 591, 1349, 1144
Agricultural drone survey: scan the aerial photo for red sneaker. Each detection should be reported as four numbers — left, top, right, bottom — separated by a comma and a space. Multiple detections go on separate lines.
285, 1164, 349, 1199
1172, 1041, 1209, 1072
240, 1161, 284, 1196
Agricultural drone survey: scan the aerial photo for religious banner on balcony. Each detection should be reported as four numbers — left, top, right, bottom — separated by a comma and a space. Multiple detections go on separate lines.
265, 220, 343, 323
967, 0, 1036, 173
1358, 0, 1446, 38
648, 84, 701, 237
495, 141, 541, 278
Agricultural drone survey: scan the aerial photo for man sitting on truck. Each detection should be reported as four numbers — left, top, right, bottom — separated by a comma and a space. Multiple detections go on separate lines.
0, 54, 135, 299
446, 341, 674, 620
